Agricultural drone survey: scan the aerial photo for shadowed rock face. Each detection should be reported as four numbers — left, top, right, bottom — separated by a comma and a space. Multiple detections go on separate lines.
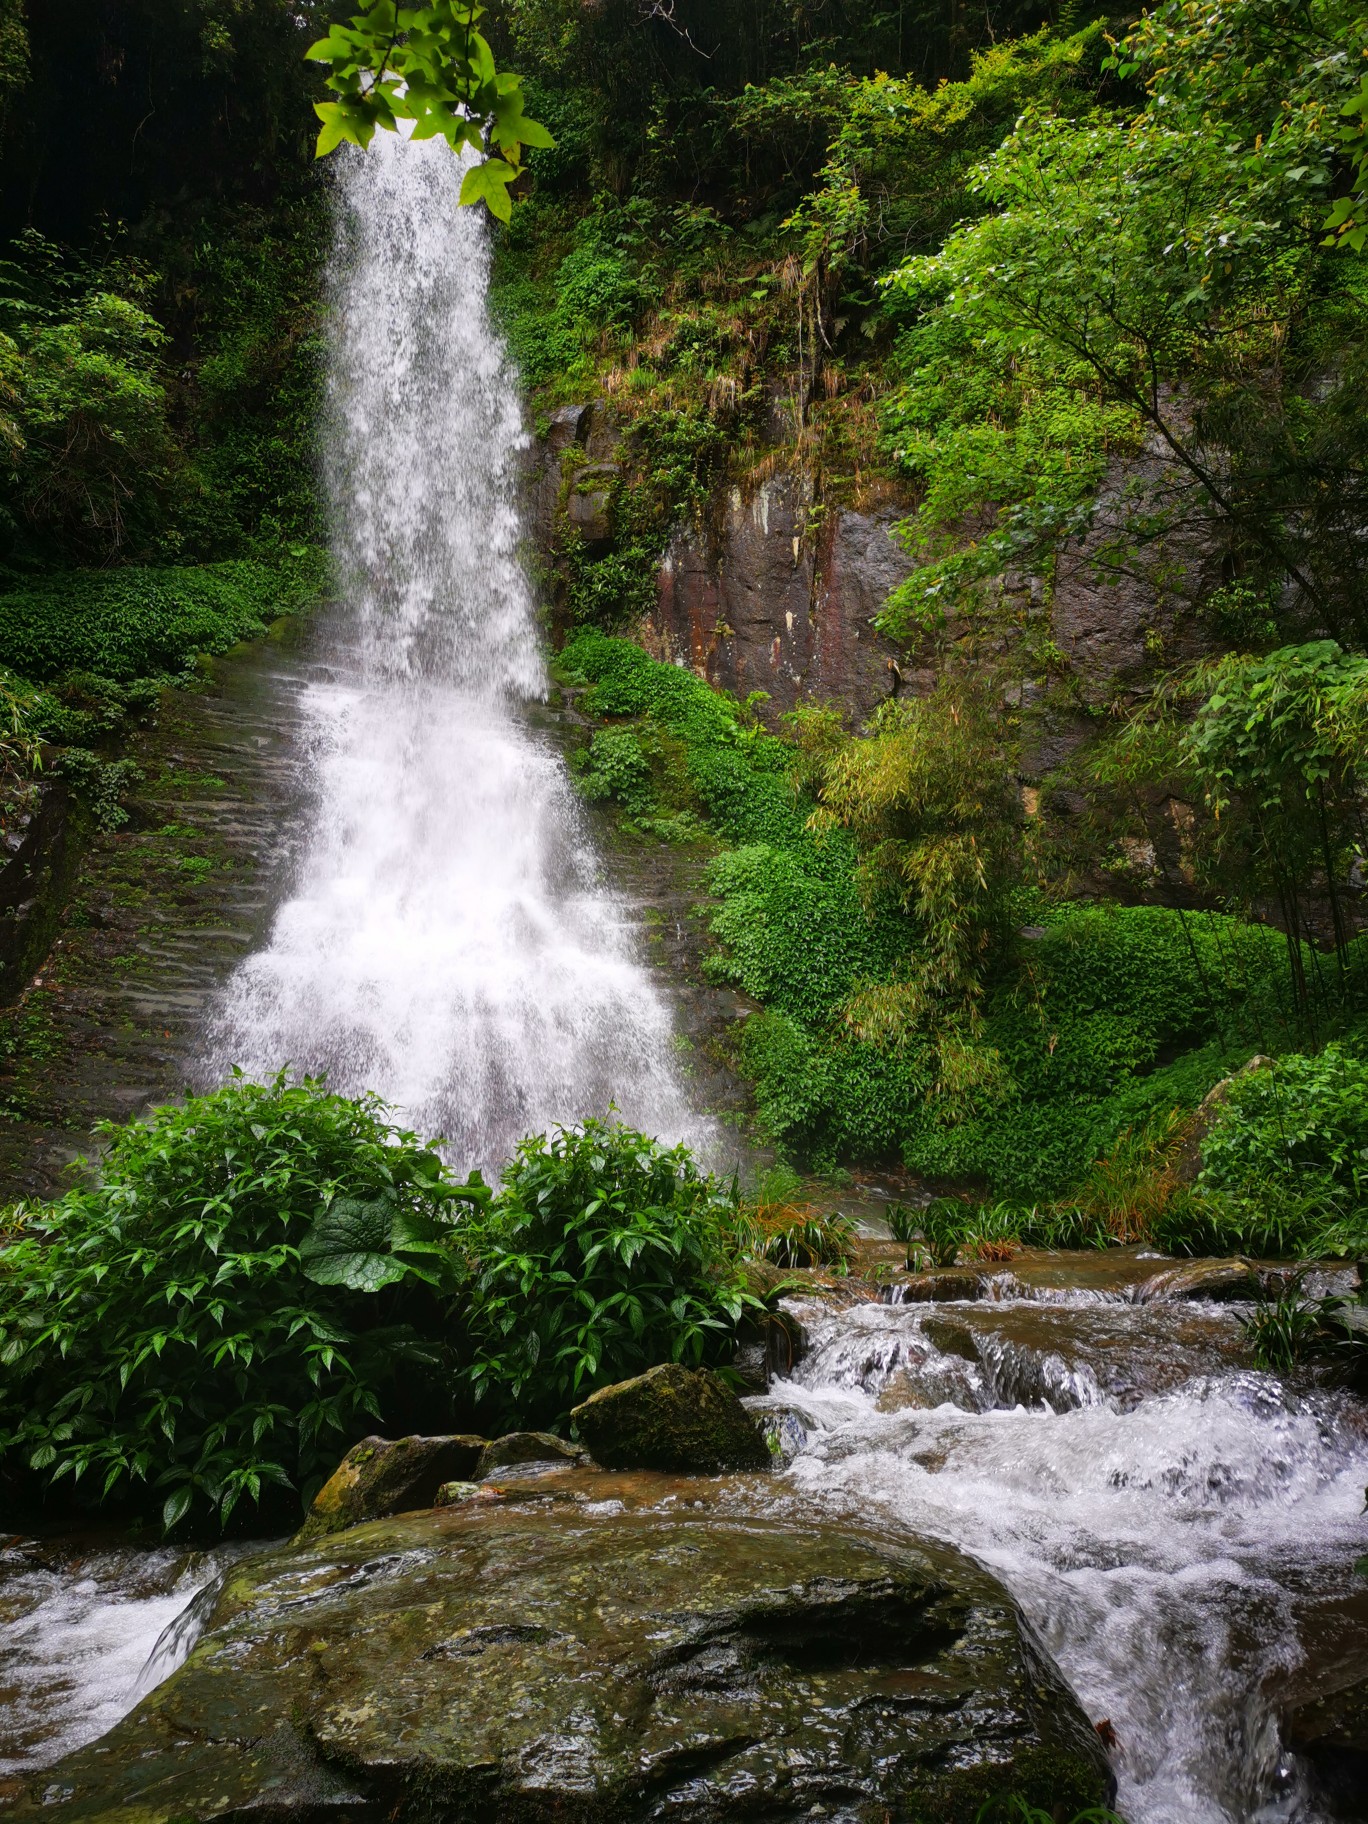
17, 1476, 1113, 1823
1284, 1653, 1368, 1820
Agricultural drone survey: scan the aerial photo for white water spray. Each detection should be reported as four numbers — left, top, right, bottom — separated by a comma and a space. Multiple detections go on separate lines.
206, 135, 697, 1165
767, 1297, 1368, 1824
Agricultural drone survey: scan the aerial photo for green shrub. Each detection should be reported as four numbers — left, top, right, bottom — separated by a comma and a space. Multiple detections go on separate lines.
459, 1116, 757, 1428
1200, 1045, 1368, 1218
0, 552, 324, 683
0, 1074, 481, 1531
573, 726, 655, 812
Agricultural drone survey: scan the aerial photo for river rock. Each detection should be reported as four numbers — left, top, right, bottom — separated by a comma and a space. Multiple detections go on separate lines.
572, 1362, 771, 1473
1137, 1258, 1261, 1303
911, 1303, 1250, 1413
294, 1433, 486, 1541
1284, 1654, 1368, 1819
18, 1480, 1115, 1822
893, 1269, 986, 1303
473, 1431, 584, 1476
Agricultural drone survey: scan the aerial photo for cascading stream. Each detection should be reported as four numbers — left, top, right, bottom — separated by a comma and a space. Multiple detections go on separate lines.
764, 1295, 1368, 1824
205, 132, 697, 1166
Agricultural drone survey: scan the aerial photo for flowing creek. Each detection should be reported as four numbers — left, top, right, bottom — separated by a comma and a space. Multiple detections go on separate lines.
2, 134, 1368, 1824
756, 1272, 1368, 1823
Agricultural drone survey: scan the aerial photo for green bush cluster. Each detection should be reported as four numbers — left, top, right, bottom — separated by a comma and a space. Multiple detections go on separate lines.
0, 1080, 756, 1532
0, 552, 324, 683
0, 1075, 473, 1531
1156, 1044, 1368, 1259
564, 632, 1365, 1199
1205, 1046, 1368, 1202
458, 1115, 755, 1430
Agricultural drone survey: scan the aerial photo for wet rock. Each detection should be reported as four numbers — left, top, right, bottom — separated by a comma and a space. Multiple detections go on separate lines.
1284, 1654, 1368, 1819
565, 462, 617, 547
914, 1304, 1250, 1413
889, 1269, 986, 1304
572, 1362, 771, 1474
922, 1316, 982, 1365
433, 1480, 483, 1506
294, 1433, 486, 1541
17, 1485, 1115, 1823
473, 1431, 583, 1477
1170, 1055, 1274, 1182
1138, 1258, 1261, 1303
753, 1402, 810, 1468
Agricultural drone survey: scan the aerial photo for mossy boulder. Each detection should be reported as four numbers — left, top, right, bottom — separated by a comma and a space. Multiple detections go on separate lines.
472, 1431, 584, 1477
293, 1433, 486, 1542
572, 1362, 770, 1473
15, 1475, 1115, 1823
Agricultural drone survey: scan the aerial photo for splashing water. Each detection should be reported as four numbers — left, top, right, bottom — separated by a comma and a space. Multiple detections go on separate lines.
763, 1296, 1368, 1824
0, 1543, 242, 1776
205, 133, 697, 1167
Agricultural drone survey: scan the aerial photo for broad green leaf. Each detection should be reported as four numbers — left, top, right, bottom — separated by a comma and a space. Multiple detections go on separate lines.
299, 1196, 407, 1292
459, 158, 518, 222
162, 1485, 193, 1531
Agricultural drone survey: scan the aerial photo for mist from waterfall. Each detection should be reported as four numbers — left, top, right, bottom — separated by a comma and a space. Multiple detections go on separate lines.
205, 133, 699, 1168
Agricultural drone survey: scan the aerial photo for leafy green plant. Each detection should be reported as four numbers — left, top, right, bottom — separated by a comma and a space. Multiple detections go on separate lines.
306, 2, 552, 220
1241, 1274, 1325, 1374
573, 726, 655, 813
0, 1073, 483, 1531
459, 1115, 758, 1428
738, 1203, 856, 1270
1200, 1045, 1368, 1219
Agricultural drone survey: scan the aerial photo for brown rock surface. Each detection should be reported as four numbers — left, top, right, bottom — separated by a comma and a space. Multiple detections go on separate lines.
294, 1433, 486, 1542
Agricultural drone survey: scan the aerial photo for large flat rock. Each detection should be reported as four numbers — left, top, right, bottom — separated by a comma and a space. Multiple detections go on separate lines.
18, 1470, 1113, 1823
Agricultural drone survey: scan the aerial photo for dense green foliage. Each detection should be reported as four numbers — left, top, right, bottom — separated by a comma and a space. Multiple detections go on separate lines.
0, 554, 323, 684
0, 1075, 477, 1530
458, 1115, 755, 1428
878, 0, 1368, 643
0, 5, 332, 829
565, 629, 1368, 1201
0, 1083, 767, 1530
1193, 1047, 1368, 1253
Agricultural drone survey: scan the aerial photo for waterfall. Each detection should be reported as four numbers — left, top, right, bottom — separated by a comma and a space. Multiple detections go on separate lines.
206, 133, 698, 1168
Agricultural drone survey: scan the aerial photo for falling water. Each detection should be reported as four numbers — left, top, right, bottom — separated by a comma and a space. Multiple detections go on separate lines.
205, 134, 697, 1165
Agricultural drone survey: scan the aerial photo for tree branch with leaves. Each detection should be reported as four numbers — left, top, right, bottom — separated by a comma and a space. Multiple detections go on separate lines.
307, 1, 552, 219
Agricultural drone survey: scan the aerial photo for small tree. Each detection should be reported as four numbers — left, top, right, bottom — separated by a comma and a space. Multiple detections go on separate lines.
802, 681, 1021, 1027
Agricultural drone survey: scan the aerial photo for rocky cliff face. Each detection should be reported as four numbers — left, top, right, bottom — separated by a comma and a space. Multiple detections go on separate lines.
523, 404, 1221, 760
525, 406, 915, 725
644, 473, 914, 721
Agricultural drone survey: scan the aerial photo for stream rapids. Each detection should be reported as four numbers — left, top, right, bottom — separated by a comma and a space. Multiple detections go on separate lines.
4, 1270, 1368, 1821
